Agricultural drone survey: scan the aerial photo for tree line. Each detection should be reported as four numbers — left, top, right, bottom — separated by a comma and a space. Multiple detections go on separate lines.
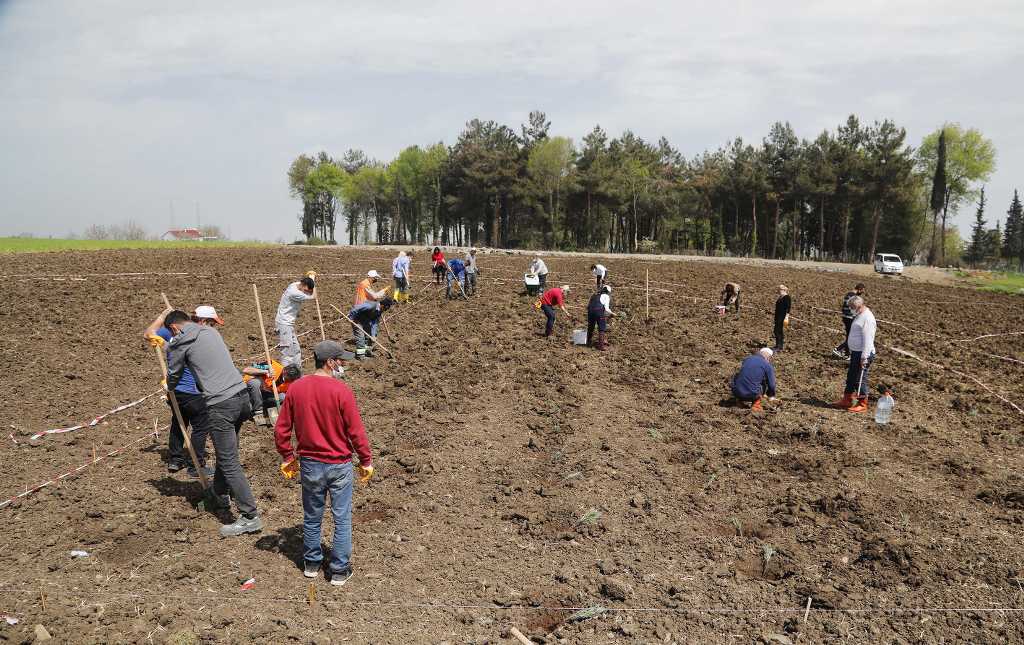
288, 112, 1008, 266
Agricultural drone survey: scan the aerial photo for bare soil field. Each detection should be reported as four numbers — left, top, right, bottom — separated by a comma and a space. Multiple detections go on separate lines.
1, 246, 1023, 644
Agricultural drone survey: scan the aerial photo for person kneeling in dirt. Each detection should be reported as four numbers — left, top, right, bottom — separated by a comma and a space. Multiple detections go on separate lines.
730, 347, 777, 411
464, 248, 480, 296
721, 282, 741, 313
275, 340, 373, 586
587, 285, 620, 350
164, 310, 262, 537
538, 284, 571, 337
348, 297, 395, 359
446, 257, 467, 299
243, 360, 301, 424
431, 247, 446, 285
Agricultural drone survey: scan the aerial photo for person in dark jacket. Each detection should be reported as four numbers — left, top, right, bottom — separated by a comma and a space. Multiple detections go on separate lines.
446, 258, 466, 299
348, 297, 395, 359
730, 348, 777, 411
833, 283, 865, 358
773, 285, 791, 351
586, 285, 619, 350
721, 282, 741, 313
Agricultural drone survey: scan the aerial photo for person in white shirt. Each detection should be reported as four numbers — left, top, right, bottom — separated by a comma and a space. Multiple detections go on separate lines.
275, 275, 317, 367
586, 285, 619, 350
591, 263, 608, 290
833, 295, 876, 413
391, 252, 412, 303
529, 256, 549, 291
464, 248, 480, 296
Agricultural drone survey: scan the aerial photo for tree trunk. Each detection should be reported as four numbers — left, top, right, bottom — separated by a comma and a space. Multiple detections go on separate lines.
750, 194, 758, 257
492, 197, 501, 248
818, 196, 825, 260
772, 199, 780, 258
841, 206, 850, 262
868, 203, 881, 261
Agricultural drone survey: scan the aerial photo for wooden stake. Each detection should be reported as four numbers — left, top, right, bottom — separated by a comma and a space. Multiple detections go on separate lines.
314, 293, 326, 341
39, 587, 46, 611
307, 581, 317, 608
330, 304, 393, 358
92, 445, 97, 463
251, 284, 282, 409
153, 346, 210, 490
380, 314, 396, 343
803, 596, 812, 622
645, 269, 650, 321
509, 627, 532, 645
161, 292, 173, 310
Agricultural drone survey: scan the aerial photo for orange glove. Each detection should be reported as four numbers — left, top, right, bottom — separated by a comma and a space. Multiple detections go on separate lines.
356, 463, 374, 484
147, 334, 165, 348
280, 457, 299, 479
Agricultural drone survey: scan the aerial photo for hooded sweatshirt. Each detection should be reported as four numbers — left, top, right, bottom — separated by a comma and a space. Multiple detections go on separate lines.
166, 322, 247, 405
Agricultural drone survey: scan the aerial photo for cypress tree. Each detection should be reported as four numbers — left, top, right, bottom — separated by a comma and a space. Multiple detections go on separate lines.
1004, 190, 1023, 268
927, 130, 947, 266
967, 187, 987, 267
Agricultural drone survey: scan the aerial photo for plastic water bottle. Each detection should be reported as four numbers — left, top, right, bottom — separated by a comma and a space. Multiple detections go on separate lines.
875, 391, 895, 425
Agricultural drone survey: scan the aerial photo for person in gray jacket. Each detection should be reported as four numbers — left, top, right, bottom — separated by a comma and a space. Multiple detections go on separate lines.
164, 310, 263, 537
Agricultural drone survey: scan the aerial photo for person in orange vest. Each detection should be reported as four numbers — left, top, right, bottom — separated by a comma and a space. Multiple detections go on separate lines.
354, 270, 388, 306
243, 360, 302, 425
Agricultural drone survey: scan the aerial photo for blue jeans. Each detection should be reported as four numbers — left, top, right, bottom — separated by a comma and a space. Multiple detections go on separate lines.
541, 304, 556, 336
300, 458, 353, 573
845, 351, 875, 397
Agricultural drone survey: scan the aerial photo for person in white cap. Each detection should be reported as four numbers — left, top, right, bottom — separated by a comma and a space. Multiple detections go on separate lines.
275, 274, 317, 368
729, 347, 777, 411
354, 270, 388, 306
529, 256, 549, 292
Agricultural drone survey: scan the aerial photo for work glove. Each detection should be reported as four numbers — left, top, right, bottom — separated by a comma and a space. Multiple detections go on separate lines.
280, 457, 299, 480
147, 334, 165, 348
160, 378, 168, 391
306, 270, 317, 280
356, 463, 374, 484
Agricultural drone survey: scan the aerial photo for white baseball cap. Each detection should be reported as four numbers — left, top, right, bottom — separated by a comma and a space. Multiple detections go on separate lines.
193, 305, 224, 325
367, 270, 381, 279
759, 347, 774, 359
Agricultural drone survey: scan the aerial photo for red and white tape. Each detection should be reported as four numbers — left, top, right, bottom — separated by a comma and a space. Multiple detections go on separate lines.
28, 391, 162, 441
1, 424, 167, 510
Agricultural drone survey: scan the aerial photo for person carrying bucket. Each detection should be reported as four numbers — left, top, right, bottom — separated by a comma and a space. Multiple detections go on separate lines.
586, 285, 618, 350
537, 284, 571, 337
833, 295, 876, 413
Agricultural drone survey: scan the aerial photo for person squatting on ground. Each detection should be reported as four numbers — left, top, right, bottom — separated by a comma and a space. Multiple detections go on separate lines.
721, 282, 741, 313
348, 297, 394, 359
274, 340, 373, 586
538, 284, 571, 337
243, 360, 301, 424
530, 256, 549, 292
587, 285, 619, 350
355, 270, 388, 306
833, 283, 865, 358
276, 275, 316, 367
464, 248, 480, 296
591, 263, 608, 290
164, 310, 262, 537
431, 247, 446, 285
731, 347, 778, 411
833, 295, 876, 413
145, 305, 224, 478
391, 251, 412, 303
773, 285, 792, 351
446, 257, 467, 299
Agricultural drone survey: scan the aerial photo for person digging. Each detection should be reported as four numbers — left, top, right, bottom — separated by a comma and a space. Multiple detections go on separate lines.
729, 347, 778, 411
275, 340, 373, 586
832, 283, 865, 359
275, 274, 317, 367
538, 284, 571, 337
586, 285, 621, 350
348, 297, 395, 359
164, 309, 263, 536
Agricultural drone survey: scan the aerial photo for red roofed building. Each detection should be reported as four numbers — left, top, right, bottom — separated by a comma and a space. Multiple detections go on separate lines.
161, 228, 203, 241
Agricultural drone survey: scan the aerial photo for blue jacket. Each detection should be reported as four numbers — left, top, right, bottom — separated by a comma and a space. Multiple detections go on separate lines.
448, 259, 465, 277
158, 327, 199, 395
732, 354, 776, 400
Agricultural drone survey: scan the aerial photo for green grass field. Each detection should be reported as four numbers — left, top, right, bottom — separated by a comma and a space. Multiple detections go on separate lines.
0, 238, 272, 253
955, 269, 1024, 295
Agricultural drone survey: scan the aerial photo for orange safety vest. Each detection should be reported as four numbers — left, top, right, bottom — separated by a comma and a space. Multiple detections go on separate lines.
355, 278, 372, 305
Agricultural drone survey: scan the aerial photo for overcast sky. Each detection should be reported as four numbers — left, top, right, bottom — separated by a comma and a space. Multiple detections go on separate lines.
1, 0, 1021, 242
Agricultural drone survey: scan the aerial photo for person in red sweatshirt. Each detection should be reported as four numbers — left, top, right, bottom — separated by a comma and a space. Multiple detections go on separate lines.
431, 246, 446, 285
275, 340, 373, 587
538, 284, 571, 337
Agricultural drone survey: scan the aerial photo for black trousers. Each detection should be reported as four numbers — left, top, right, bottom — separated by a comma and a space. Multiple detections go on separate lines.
168, 392, 208, 467
773, 318, 785, 349
587, 311, 607, 344
836, 317, 854, 352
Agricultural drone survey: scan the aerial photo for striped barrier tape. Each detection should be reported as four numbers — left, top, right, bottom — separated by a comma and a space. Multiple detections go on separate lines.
28, 392, 163, 441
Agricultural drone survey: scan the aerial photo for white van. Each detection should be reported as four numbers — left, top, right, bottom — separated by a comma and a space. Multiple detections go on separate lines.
874, 253, 904, 275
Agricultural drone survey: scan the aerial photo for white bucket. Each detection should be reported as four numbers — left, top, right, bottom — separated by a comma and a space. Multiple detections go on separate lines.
571, 329, 587, 345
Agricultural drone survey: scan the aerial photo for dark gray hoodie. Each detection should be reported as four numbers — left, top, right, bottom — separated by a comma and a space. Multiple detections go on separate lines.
167, 322, 246, 405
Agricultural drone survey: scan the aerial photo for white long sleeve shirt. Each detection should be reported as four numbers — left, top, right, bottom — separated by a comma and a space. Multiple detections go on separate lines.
275, 282, 315, 327
593, 264, 607, 278
847, 307, 877, 356
530, 259, 548, 276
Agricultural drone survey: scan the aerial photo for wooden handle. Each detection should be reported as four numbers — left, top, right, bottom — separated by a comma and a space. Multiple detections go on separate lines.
252, 284, 282, 408
154, 346, 210, 490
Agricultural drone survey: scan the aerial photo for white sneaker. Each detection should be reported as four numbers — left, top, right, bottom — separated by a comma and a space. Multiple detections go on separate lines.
303, 562, 320, 578
330, 568, 353, 586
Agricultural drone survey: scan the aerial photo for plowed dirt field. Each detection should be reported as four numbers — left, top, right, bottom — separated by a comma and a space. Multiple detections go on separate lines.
1, 246, 1023, 644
